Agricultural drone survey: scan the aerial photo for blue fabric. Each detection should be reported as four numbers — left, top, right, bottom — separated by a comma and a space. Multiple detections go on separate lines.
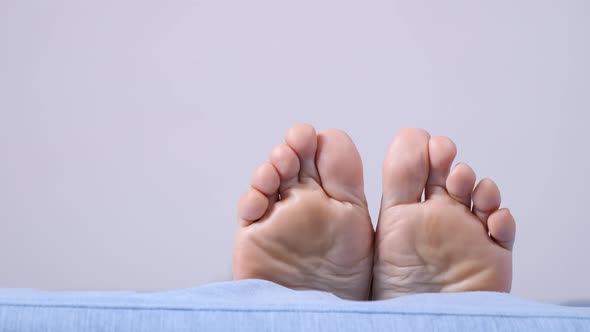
0, 280, 589, 331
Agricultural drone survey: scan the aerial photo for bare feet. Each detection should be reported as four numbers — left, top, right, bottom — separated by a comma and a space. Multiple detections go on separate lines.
232, 124, 374, 300
372, 129, 516, 300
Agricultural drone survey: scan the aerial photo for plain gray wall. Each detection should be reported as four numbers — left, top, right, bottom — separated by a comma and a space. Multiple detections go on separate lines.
1, 1, 589, 303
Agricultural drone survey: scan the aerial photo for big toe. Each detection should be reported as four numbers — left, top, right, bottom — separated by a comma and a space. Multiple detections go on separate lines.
316, 129, 367, 206
382, 128, 431, 208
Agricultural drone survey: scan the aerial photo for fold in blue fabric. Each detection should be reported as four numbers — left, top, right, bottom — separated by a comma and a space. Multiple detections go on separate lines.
0, 280, 589, 331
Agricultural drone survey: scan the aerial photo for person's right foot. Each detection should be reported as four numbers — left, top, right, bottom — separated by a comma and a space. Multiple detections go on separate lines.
232, 124, 374, 300
372, 129, 516, 300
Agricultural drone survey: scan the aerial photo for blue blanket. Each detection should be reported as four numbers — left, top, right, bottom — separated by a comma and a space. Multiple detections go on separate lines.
1, 280, 589, 331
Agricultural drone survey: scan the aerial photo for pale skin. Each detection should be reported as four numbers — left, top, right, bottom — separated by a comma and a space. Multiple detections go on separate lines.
233, 124, 515, 301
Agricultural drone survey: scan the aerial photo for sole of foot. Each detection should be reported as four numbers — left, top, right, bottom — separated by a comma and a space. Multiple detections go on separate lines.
372, 128, 515, 300
232, 124, 374, 300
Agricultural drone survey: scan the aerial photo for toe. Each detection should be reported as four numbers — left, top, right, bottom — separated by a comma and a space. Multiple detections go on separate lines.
270, 144, 300, 192
472, 178, 501, 228
285, 123, 320, 183
446, 163, 477, 207
316, 128, 367, 206
488, 208, 516, 250
425, 136, 457, 199
238, 188, 269, 225
382, 128, 431, 208
251, 162, 280, 196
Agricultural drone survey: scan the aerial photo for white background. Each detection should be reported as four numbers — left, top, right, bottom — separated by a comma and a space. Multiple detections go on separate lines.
1, 0, 589, 303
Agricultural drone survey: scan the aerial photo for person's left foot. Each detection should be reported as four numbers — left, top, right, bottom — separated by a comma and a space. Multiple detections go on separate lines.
232, 124, 374, 300
372, 129, 516, 300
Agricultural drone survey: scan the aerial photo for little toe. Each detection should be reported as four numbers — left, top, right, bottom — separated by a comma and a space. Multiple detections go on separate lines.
316, 129, 367, 205
238, 188, 269, 225
472, 178, 502, 228
425, 136, 457, 199
285, 124, 320, 183
488, 208, 516, 250
446, 163, 477, 207
382, 128, 431, 208
270, 144, 300, 192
